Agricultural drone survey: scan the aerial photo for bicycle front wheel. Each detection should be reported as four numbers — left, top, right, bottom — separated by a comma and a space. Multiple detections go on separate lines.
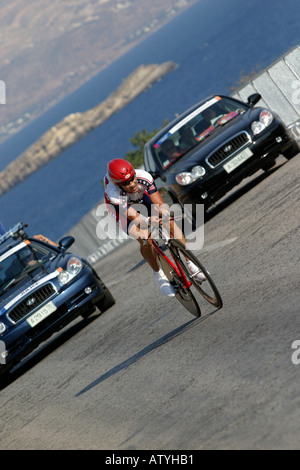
169, 240, 223, 309
159, 255, 201, 317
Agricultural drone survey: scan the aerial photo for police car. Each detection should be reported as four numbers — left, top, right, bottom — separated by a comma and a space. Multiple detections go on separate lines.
0, 223, 115, 375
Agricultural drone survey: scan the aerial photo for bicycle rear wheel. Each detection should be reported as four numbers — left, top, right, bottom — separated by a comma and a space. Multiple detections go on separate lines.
169, 240, 223, 309
159, 255, 201, 317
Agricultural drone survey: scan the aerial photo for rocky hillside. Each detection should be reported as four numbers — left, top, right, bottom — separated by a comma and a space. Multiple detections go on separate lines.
0, 0, 196, 141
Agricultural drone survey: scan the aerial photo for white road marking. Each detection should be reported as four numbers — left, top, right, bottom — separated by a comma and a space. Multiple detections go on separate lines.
189, 237, 238, 253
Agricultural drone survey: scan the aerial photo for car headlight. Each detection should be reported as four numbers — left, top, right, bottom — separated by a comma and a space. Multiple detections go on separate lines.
0, 322, 6, 334
67, 257, 82, 275
251, 109, 273, 135
176, 165, 206, 186
58, 257, 83, 285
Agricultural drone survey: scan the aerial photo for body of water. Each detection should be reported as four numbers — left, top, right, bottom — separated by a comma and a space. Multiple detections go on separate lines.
0, 0, 299, 240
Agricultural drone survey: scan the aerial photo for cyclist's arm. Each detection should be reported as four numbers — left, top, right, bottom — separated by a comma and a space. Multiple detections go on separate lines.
126, 206, 150, 229
150, 190, 185, 244
149, 190, 170, 218
149, 189, 165, 205
126, 190, 170, 232
126, 189, 168, 227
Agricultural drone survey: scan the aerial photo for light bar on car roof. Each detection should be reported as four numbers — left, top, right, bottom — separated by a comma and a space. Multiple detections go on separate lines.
0, 222, 28, 246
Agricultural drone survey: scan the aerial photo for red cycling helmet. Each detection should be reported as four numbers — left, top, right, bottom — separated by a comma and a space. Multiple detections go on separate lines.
107, 159, 135, 185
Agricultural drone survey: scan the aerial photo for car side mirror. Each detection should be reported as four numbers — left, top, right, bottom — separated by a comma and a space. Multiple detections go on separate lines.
150, 170, 167, 182
59, 236, 75, 252
247, 93, 261, 106
149, 170, 161, 179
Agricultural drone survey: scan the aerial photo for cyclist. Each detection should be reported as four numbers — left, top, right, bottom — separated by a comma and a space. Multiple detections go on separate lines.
104, 158, 205, 297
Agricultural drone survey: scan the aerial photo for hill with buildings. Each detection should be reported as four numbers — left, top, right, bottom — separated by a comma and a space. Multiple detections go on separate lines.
0, 0, 196, 141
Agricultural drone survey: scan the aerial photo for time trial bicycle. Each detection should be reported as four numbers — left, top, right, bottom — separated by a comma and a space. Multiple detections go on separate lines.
150, 216, 223, 317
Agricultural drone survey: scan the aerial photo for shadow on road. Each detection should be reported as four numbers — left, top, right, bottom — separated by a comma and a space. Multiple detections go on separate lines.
75, 309, 218, 397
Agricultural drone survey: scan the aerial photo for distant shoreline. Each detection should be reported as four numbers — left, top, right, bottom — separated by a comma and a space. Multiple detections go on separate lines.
0, 62, 176, 197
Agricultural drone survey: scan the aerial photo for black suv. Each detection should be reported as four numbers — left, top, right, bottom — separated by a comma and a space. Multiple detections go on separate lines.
144, 93, 299, 218
0, 223, 115, 375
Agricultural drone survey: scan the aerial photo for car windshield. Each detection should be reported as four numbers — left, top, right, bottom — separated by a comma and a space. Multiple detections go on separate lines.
0, 241, 56, 293
152, 96, 247, 169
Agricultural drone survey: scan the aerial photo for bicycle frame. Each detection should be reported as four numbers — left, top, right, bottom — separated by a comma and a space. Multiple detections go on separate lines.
151, 238, 192, 290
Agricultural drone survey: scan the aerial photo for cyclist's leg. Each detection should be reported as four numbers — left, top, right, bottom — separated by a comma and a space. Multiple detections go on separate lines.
133, 233, 175, 297
164, 214, 205, 281
124, 200, 160, 272
126, 209, 175, 297
136, 232, 159, 272
169, 218, 186, 244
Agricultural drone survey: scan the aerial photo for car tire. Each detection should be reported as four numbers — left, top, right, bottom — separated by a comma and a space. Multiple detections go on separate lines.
262, 158, 276, 171
0, 364, 13, 381
175, 200, 198, 232
283, 140, 300, 160
96, 289, 116, 313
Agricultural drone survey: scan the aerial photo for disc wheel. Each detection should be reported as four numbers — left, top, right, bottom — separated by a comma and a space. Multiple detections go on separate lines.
169, 240, 223, 309
159, 255, 200, 317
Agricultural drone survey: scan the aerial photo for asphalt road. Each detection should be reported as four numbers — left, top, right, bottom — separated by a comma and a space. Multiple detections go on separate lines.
0, 154, 299, 450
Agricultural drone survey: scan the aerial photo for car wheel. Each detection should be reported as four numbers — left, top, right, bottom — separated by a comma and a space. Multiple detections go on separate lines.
81, 306, 97, 319
262, 158, 276, 171
182, 202, 208, 232
96, 289, 116, 313
174, 200, 197, 232
283, 140, 300, 160
0, 364, 13, 381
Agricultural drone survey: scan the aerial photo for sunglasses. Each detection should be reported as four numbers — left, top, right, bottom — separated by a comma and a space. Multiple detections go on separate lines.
121, 174, 136, 186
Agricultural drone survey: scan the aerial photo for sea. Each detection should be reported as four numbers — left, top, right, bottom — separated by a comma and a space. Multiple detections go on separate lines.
0, 0, 299, 240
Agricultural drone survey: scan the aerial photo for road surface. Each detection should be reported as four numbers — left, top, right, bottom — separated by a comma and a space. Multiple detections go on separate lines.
0, 154, 299, 450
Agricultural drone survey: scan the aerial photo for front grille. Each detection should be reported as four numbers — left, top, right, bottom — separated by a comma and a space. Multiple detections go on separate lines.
206, 132, 251, 168
7, 283, 56, 323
